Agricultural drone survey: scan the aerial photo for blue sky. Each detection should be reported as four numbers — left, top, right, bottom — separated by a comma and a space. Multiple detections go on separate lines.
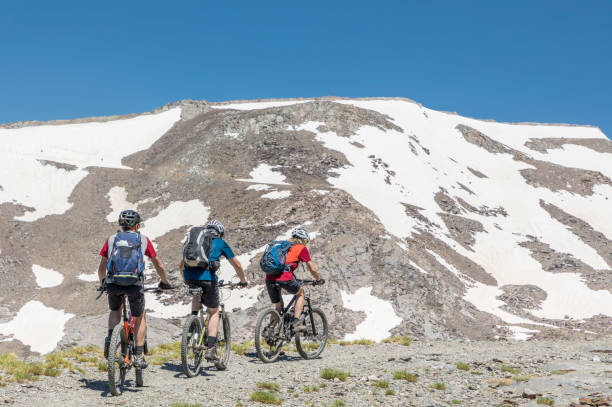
1, 1, 611, 138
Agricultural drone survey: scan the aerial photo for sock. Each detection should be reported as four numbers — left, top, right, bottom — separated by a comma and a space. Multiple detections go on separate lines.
191, 310, 198, 316
206, 336, 217, 348
135, 345, 144, 355
107, 329, 113, 338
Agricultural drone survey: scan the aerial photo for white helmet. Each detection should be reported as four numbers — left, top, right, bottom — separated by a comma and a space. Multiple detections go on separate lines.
205, 219, 225, 236
291, 227, 310, 242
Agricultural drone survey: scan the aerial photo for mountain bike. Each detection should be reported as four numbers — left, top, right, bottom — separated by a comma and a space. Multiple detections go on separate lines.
254, 279, 328, 363
97, 285, 158, 396
181, 280, 241, 377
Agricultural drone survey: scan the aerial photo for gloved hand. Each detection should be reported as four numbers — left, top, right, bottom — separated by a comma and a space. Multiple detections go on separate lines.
158, 281, 173, 290
238, 281, 248, 288
315, 279, 325, 285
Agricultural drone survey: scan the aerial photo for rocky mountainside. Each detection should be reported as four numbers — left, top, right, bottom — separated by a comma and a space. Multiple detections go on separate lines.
0, 97, 611, 355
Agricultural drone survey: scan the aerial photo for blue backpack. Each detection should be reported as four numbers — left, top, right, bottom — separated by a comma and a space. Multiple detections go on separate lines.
106, 232, 145, 286
260, 240, 294, 275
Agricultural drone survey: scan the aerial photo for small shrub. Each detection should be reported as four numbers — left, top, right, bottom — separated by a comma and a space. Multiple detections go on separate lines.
320, 368, 350, 381
550, 369, 574, 375
249, 390, 282, 405
513, 375, 531, 382
43, 367, 60, 377
338, 339, 374, 346
0, 381, 6, 387
170, 404, 204, 407
392, 370, 418, 382
381, 336, 412, 346
303, 385, 319, 392
452, 400, 461, 405
385, 389, 395, 396
455, 362, 470, 371
430, 382, 446, 390
470, 370, 484, 375
500, 365, 520, 374
97, 361, 108, 372
231, 341, 252, 355
536, 397, 554, 406
329, 401, 347, 407
257, 382, 280, 391
371, 380, 389, 389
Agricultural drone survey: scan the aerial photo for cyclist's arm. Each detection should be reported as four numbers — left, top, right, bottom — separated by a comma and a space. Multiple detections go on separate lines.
179, 259, 186, 283
228, 257, 247, 284
305, 261, 321, 281
151, 256, 170, 285
97, 257, 107, 285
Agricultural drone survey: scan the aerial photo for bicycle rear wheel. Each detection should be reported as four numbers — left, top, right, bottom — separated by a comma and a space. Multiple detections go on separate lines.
254, 309, 284, 363
214, 312, 231, 370
135, 367, 143, 387
108, 323, 128, 396
296, 307, 328, 359
181, 315, 204, 377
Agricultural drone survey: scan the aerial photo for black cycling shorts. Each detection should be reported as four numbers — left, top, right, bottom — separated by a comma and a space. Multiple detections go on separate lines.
266, 278, 303, 304
185, 280, 219, 309
107, 284, 145, 317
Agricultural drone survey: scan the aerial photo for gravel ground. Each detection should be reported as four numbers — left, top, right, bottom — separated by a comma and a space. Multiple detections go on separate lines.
2, 339, 611, 406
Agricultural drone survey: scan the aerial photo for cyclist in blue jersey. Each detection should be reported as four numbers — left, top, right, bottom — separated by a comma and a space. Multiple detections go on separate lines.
179, 220, 247, 361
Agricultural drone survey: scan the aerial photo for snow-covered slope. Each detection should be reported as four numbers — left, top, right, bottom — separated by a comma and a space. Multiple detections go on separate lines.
1, 98, 610, 355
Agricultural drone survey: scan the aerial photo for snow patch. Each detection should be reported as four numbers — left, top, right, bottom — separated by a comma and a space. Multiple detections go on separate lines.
106, 186, 132, 222
237, 163, 289, 185
0, 301, 74, 354
140, 200, 210, 241
341, 287, 402, 342
0, 108, 181, 221
261, 190, 291, 199
78, 272, 99, 282
246, 184, 272, 191
32, 265, 63, 288
311, 189, 330, 195
504, 325, 540, 341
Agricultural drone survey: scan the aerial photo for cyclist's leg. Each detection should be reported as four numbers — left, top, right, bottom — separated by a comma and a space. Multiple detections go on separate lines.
279, 279, 304, 319
202, 281, 220, 347
127, 286, 146, 346
265, 281, 282, 314
107, 285, 123, 329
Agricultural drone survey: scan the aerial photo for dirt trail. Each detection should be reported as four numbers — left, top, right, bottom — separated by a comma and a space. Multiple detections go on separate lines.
2, 339, 611, 406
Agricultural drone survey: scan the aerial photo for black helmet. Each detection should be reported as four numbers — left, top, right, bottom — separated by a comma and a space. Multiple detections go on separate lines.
118, 210, 142, 228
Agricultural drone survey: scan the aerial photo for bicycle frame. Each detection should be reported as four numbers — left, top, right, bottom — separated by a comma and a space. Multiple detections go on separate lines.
189, 281, 234, 348
121, 296, 136, 365
277, 289, 317, 337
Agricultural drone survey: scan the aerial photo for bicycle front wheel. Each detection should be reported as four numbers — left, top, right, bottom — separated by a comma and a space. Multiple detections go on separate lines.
296, 307, 328, 359
214, 312, 231, 370
181, 315, 204, 377
254, 309, 283, 363
108, 323, 128, 396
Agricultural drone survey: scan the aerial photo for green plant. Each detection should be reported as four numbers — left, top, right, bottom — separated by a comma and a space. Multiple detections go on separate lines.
338, 339, 374, 346
513, 375, 531, 382
97, 361, 108, 372
500, 365, 520, 375
320, 368, 350, 381
170, 403, 204, 407
329, 401, 347, 407
470, 370, 484, 375
385, 389, 395, 396
392, 370, 418, 382
430, 382, 446, 390
249, 390, 282, 405
303, 385, 320, 393
455, 362, 470, 371
231, 341, 253, 355
371, 380, 389, 388
452, 400, 461, 405
536, 397, 554, 406
257, 382, 280, 391
381, 336, 412, 346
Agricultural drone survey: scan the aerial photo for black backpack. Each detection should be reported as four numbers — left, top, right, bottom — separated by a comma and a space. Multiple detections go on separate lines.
182, 227, 213, 269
